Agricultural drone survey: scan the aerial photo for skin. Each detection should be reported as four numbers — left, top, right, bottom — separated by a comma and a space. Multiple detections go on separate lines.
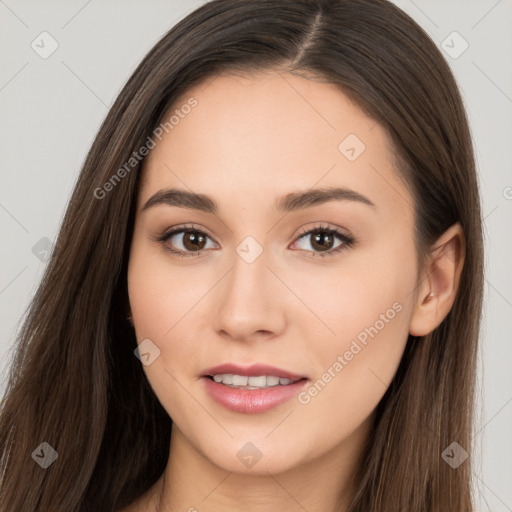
123, 69, 465, 512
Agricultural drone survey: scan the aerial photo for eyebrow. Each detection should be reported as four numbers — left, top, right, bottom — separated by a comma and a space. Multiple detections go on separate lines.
142, 186, 376, 214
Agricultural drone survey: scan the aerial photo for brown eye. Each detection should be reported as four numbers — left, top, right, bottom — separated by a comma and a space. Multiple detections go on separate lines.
181, 231, 207, 251
159, 226, 217, 256
291, 225, 355, 258
310, 230, 336, 252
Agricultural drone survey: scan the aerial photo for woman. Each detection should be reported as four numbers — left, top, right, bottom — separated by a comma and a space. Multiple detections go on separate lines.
0, 0, 484, 510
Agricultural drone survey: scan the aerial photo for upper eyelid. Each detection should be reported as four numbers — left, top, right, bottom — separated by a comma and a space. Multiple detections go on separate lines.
160, 224, 217, 243
295, 223, 351, 239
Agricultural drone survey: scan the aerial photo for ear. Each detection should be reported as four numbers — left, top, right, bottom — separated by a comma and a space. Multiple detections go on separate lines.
409, 223, 465, 337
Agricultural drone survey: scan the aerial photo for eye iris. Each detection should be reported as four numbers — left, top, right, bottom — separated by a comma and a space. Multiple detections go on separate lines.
183, 231, 206, 251
311, 230, 334, 251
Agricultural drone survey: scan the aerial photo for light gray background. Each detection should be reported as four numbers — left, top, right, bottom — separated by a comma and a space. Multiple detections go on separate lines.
1, 1, 511, 510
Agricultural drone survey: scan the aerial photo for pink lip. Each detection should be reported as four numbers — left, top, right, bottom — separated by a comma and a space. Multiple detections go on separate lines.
200, 363, 309, 414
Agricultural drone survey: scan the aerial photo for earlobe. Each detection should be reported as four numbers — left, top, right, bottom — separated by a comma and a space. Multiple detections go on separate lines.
409, 223, 465, 337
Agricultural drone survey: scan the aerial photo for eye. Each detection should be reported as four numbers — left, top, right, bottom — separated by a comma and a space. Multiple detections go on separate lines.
157, 223, 356, 258
157, 224, 218, 257
290, 224, 355, 258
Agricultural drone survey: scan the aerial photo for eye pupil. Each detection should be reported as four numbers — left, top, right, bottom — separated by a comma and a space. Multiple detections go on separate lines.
311, 230, 334, 251
183, 231, 206, 250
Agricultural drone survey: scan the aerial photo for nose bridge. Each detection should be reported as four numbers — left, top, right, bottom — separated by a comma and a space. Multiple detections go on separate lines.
224, 239, 271, 311
213, 237, 285, 339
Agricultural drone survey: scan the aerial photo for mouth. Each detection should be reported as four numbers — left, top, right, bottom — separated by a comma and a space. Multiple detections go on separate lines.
200, 363, 309, 413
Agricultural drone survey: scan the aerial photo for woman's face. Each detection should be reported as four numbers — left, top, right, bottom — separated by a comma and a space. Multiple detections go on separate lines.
127, 70, 419, 474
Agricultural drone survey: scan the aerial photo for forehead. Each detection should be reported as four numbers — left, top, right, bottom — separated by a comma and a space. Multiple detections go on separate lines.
138, 70, 413, 223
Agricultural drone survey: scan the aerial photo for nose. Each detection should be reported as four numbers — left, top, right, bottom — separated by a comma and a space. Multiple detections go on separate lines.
213, 247, 287, 343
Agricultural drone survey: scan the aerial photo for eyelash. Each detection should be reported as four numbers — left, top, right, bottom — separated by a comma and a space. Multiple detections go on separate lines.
157, 223, 356, 259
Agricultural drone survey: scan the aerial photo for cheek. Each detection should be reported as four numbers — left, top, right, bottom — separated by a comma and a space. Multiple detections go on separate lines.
127, 240, 206, 371
127, 242, 209, 426
290, 237, 416, 450
128, 231, 197, 328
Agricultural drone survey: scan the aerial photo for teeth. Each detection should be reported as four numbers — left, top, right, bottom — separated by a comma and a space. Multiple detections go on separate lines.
232, 375, 248, 386
210, 374, 298, 388
266, 376, 280, 386
248, 376, 266, 387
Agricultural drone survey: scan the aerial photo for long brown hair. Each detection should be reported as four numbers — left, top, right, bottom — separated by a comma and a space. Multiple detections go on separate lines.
0, 0, 484, 510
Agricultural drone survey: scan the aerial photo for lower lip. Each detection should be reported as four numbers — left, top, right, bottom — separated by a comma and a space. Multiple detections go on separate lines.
201, 377, 308, 414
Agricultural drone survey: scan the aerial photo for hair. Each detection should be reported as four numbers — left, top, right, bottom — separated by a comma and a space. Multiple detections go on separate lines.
0, 0, 484, 510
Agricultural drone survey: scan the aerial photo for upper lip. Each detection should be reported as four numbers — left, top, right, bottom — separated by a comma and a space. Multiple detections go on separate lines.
201, 363, 308, 381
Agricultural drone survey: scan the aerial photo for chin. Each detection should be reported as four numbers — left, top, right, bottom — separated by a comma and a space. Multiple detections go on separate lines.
198, 436, 307, 476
